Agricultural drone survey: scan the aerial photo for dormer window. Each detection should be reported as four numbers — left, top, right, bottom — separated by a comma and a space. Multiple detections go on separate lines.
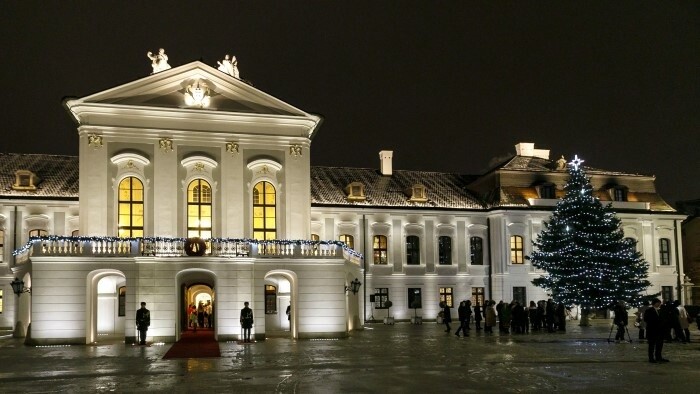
407, 184, 428, 202
345, 182, 366, 201
12, 170, 40, 191
609, 186, 628, 202
537, 183, 556, 199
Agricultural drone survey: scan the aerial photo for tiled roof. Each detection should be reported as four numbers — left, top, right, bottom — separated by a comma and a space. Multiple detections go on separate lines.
310, 166, 485, 209
498, 155, 639, 176
0, 153, 79, 198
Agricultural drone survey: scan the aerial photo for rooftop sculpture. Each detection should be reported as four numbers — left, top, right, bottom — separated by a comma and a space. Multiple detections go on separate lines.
147, 48, 171, 73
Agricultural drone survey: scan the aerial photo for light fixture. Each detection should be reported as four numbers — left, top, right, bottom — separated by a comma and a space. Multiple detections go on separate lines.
345, 278, 362, 294
10, 277, 30, 296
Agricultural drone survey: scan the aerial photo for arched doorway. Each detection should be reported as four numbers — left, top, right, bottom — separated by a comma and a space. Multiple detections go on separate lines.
86, 269, 126, 344
176, 269, 216, 340
264, 270, 298, 339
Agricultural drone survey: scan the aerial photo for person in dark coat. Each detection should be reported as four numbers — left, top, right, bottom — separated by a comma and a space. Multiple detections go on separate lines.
135, 301, 150, 345
455, 301, 468, 337
556, 303, 567, 332
240, 301, 254, 343
473, 301, 483, 330
545, 299, 556, 333
441, 301, 452, 333
613, 300, 628, 342
644, 298, 668, 363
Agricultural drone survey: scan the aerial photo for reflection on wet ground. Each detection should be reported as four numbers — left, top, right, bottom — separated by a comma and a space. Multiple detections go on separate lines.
0, 320, 698, 392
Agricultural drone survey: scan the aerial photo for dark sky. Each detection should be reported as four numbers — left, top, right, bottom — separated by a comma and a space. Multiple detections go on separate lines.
2, 1, 698, 206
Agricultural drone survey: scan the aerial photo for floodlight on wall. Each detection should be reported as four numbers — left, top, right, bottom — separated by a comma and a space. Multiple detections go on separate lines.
345, 278, 362, 295
10, 277, 30, 296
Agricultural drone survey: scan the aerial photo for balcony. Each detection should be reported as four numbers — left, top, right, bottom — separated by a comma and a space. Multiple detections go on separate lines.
14, 236, 363, 266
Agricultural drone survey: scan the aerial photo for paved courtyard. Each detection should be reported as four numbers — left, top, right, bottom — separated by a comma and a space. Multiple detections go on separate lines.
0, 319, 698, 393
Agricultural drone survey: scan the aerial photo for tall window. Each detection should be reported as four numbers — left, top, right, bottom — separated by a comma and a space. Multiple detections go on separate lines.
439, 287, 453, 308
373, 235, 387, 265
438, 236, 452, 265
118, 177, 144, 237
375, 288, 389, 308
406, 235, 420, 265
0, 230, 4, 262
253, 181, 276, 240
613, 187, 627, 202
540, 184, 556, 199
29, 229, 47, 238
265, 285, 277, 314
661, 286, 674, 302
659, 238, 671, 266
0, 289, 3, 314
470, 236, 483, 265
408, 288, 422, 309
471, 287, 485, 306
187, 179, 212, 239
513, 287, 526, 306
510, 235, 524, 264
339, 234, 354, 249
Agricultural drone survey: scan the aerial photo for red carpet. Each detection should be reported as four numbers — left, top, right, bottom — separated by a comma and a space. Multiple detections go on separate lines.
163, 329, 221, 359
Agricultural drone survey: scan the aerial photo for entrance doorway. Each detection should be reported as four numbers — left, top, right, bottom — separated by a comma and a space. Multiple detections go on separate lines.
184, 284, 214, 332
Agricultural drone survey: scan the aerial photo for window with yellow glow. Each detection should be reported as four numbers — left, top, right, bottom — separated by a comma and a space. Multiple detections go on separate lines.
187, 179, 212, 239
510, 235, 524, 264
118, 177, 144, 237
29, 229, 47, 238
253, 181, 276, 240
373, 235, 387, 264
339, 234, 354, 249
439, 287, 453, 308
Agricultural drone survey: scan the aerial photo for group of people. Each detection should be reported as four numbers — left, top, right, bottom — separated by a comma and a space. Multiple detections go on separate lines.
441, 298, 568, 336
188, 301, 214, 331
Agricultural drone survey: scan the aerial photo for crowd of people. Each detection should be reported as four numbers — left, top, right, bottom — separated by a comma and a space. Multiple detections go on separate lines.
188, 300, 214, 332
441, 298, 570, 336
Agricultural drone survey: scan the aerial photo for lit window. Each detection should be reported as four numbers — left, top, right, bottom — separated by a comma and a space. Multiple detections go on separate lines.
339, 234, 354, 249
187, 179, 212, 239
72, 230, 79, 237
375, 288, 389, 308
471, 287, 485, 306
406, 236, 420, 265
439, 287, 453, 308
470, 236, 483, 265
265, 285, 277, 314
311, 234, 320, 242
253, 181, 276, 240
29, 229, 47, 238
510, 235, 524, 264
373, 235, 387, 265
438, 236, 451, 265
118, 177, 144, 237
659, 238, 671, 265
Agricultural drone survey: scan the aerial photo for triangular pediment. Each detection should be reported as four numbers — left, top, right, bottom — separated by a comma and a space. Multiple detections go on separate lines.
71, 61, 310, 117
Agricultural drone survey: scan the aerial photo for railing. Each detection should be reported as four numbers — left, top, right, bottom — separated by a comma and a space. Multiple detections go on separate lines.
13, 236, 363, 266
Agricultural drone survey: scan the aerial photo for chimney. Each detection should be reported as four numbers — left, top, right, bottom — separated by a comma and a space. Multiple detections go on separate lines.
514, 142, 550, 160
379, 150, 393, 176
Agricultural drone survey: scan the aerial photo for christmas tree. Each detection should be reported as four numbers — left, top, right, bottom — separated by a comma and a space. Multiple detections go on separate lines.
528, 156, 655, 321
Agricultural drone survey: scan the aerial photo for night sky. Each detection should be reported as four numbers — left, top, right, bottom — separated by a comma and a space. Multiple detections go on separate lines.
2, 2, 698, 206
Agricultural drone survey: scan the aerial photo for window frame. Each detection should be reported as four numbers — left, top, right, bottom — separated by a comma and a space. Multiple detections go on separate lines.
375, 288, 389, 308
29, 229, 47, 238
406, 235, 420, 265
339, 234, 354, 249
510, 235, 524, 264
513, 286, 526, 306
439, 287, 454, 308
470, 236, 483, 265
265, 285, 277, 314
408, 288, 422, 309
187, 178, 213, 239
659, 238, 671, 266
373, 235, 388, 265
438, 236, 452, 265
117, 176, 144, 238
253, 181, 277, 240
661, 286, 674, 302
471, 287, 485, 306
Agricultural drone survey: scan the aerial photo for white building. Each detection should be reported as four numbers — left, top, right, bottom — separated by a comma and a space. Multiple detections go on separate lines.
0, 61, 686, 345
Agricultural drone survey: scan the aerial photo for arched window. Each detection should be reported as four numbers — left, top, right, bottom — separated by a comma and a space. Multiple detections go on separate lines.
373, 235, 387, 265
470, 236, 483, 265
438, 236, 451, 265
253, 181, 276, 240
659, 238, 671, 265
29, 229, 47, 238
187, 179, 212, 239
339, 234, 354, 249
510, 235, 524, 264
118, 177, 144, 237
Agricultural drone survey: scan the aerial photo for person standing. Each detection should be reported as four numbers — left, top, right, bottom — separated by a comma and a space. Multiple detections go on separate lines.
455, 301, 468, 337
676, 301, 690, 343
644, 298, 668, 363
135, 302, 150, 345
240, 301, 254, 343
473, 301, 483, 330
635, 301, 650, 340
613, 300, 628, 342
441, 301, 452, 333
485, 301, 497, 334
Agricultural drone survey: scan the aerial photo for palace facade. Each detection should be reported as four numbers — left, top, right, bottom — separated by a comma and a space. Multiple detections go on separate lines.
0, 61, 686, 345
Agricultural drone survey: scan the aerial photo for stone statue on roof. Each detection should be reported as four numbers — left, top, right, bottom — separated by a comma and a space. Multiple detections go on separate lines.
147, 48, 171, 74
556, 155, 567, 171
217, 54, 240, 79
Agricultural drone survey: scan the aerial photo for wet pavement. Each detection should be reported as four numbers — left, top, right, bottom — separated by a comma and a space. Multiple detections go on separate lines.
0, 320, 698, 393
